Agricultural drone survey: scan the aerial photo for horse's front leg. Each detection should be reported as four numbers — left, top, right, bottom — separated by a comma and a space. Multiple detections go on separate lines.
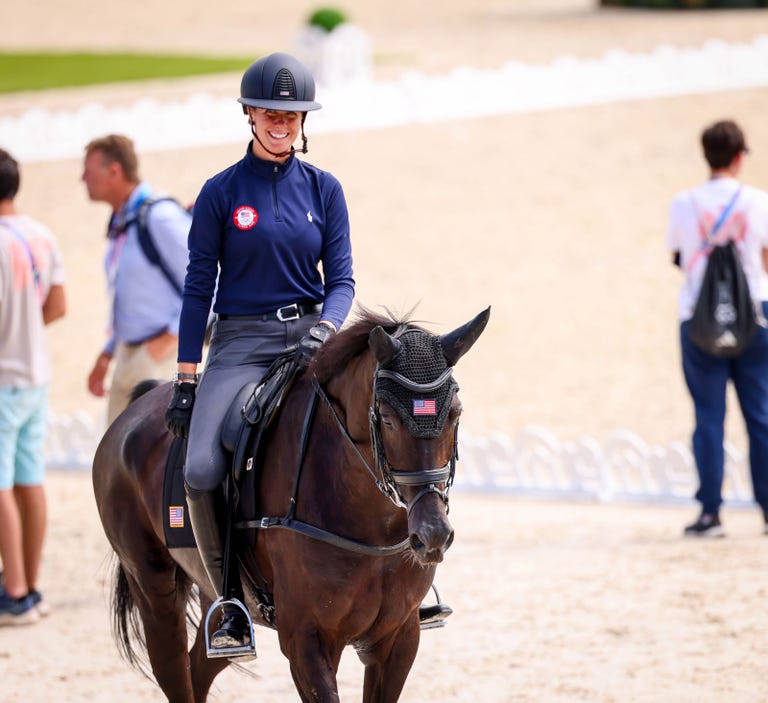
280, 624, 345, 703
360, 615, 420, 703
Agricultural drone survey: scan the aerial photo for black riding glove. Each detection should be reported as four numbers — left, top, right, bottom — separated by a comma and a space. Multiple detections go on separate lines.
295, 323, 334, 369
165, 382, 196, 438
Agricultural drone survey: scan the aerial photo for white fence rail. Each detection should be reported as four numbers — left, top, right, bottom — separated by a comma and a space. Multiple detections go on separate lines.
46, 414, 753, 507
5, 35, 768, 163
46, 412, 102, 470
456, 425, 753, 507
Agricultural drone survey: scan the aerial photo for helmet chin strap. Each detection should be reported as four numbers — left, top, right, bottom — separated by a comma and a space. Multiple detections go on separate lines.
249, 112, 309, 158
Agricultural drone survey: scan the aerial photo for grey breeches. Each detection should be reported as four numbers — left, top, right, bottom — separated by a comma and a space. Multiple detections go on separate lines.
184, 314, 317, 491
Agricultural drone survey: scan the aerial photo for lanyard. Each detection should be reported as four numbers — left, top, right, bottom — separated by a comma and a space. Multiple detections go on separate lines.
105, 190, 150, 287
0, 218, 44, 304
106, 188, 151, 240
708, 187, 741, 241
686, 187, 742, 272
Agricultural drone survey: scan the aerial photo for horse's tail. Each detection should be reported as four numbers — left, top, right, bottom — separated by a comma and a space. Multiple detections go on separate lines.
111, 560, 151, 677
129, 379, 163, 404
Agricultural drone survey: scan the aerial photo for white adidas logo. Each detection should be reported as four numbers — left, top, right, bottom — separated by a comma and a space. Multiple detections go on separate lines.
715, 331, 738, 348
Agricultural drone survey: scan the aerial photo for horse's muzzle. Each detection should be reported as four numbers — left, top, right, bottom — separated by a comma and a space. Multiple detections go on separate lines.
407, 495, 454, 564
409, 529, 454, 564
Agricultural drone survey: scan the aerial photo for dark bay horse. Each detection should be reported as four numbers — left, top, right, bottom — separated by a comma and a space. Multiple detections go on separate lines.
92, 306, 490, 702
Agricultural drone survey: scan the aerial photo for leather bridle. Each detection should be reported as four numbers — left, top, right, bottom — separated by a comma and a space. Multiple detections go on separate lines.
313, 360, 459, 515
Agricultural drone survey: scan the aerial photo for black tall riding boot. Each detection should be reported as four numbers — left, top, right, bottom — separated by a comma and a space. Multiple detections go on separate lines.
185, 484, 250, 648
185, 484, 225, 597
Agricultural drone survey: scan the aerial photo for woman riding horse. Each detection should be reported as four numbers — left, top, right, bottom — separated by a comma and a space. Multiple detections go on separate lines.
164, 53, 451, 654
93, 306, 489, 701
164, 52, 354, 651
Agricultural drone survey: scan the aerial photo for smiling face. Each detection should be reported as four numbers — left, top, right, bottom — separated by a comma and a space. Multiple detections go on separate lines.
248, 107, 302, 161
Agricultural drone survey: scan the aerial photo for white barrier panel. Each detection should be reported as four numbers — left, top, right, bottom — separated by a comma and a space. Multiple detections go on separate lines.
46, 413, 753, 508
4, 35, 768, 163
455, 425, 753, 508
46, 411, 101, 470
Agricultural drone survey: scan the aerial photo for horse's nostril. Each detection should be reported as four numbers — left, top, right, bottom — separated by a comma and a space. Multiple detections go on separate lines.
445, 531, 455, 550
409, 534, 425, 552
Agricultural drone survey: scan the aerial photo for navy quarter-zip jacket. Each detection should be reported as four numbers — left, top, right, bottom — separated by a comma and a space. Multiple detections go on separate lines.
178, 143, 354, 362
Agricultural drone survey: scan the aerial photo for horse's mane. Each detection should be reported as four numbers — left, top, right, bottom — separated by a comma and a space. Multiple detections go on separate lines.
313, 305, 416, 384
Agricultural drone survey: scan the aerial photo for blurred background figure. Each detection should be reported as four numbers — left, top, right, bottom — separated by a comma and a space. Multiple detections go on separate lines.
0, 147, 66, 625
667, 119, 768, 538
82, 134, 191, 425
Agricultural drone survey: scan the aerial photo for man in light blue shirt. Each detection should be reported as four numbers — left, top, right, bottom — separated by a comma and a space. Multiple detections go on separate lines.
82, 134, 190, 425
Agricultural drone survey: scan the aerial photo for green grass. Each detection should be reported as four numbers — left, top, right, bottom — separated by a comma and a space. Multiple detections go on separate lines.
0, 52, 254, 94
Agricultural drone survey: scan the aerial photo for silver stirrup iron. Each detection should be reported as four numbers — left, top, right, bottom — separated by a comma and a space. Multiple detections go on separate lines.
203, 596, 257, 659
420, 584, 453, 631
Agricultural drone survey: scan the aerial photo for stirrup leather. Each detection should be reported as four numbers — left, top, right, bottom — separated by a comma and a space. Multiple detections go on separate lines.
204, 596, 257, 659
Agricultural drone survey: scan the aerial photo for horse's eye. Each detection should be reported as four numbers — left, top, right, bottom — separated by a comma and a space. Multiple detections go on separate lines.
378, 408, 397, 428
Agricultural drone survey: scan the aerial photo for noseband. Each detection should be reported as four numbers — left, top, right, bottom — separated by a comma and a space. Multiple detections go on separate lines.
369, 366, 458, 513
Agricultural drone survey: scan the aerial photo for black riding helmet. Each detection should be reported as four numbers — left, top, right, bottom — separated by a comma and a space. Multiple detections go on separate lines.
238, 53, 322, 114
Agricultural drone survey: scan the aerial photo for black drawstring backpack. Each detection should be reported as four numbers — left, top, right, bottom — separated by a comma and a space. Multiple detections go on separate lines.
686, 188, 758, 358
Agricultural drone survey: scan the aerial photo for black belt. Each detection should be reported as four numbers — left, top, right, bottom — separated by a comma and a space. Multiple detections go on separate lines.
218, 303, 321, 323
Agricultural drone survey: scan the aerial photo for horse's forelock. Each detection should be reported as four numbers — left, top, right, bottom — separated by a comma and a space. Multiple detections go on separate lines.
313, 307, 411, 383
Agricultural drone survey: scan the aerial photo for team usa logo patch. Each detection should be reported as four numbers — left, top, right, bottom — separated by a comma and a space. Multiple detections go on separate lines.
169, 506, 185, 528
233, 205, 258, 230
413, 399, 437, 416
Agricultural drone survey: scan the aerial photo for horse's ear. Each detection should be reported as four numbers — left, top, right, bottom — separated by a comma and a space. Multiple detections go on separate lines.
369, 326, 402, 365
439, 306, 491, 366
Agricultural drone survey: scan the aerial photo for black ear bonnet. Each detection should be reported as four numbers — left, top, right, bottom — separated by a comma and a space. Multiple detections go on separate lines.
374, 329, 459, 438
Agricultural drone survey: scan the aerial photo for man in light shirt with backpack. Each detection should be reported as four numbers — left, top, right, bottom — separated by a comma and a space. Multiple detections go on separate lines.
82, 134, 191, 425
667, 120, 768, 538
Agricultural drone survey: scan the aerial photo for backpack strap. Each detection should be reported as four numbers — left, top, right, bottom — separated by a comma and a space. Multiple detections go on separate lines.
0, 219, 44, 304
707, 187, 741, 241
134, 196, 186, 297
687, 186, 742, 272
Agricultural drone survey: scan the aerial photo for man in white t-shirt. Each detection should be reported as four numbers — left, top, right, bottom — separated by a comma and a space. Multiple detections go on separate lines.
0, 148, 66, 624
667, 120, 768, 538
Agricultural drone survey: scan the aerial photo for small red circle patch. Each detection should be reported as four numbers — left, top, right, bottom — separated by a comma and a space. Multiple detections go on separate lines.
233, 206, 258, 230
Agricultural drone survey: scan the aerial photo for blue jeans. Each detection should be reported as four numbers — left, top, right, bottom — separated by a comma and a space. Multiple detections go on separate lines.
681, 302, 768, 515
